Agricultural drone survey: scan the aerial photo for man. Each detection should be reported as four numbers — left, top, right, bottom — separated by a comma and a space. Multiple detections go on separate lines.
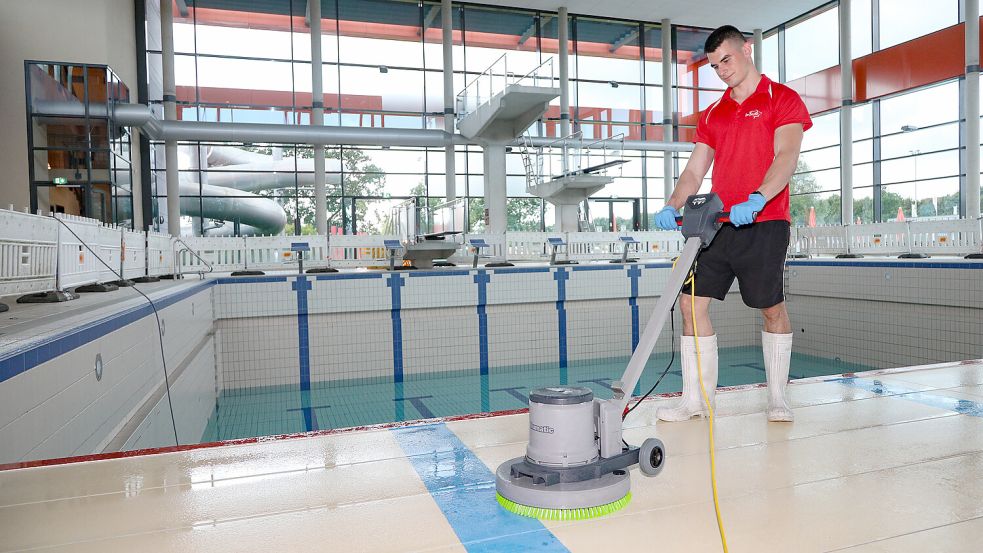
654, 25, 812, 422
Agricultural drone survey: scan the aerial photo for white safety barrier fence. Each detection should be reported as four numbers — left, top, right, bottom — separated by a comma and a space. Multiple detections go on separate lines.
624, 231, 686, 259
845, 222, 910, 256
146, 231, 174, 278
792, 225, 850, 256
121, 228, 147, 281
328, 235, 403, 268
243, 235, 331, 271
908, 218, 983, 256
448, 234, 507, 265
1, 208, 982, 304
0, 208, 58, 296
55, 214, 119, 289
505, 232, 560, 261
177, 236, 243, 273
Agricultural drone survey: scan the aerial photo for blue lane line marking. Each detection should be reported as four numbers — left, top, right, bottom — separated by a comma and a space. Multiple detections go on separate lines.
292, 276, 313, 393
0, 281, 214, 384
391, 423, 571, 553
395, 395, 435, 418
388, 274, 406, 384
475, 271, 491, 377
831, 377, 983, 417
554, 269, 569, 384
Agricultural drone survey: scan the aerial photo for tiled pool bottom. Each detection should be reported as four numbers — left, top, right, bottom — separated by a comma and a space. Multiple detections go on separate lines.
199, 347, 873, 443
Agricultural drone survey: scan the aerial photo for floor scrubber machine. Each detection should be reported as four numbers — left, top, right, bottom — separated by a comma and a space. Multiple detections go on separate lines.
496, 192, 730, 520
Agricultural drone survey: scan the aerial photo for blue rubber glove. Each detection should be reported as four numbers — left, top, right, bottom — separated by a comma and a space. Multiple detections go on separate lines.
654, 205, 681, 231
729, 192, 767, 227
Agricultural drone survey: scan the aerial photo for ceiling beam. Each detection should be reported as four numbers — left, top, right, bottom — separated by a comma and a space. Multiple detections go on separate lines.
175, 0, 189, 17
609, 29, 638, 53
518, 15, 551, 46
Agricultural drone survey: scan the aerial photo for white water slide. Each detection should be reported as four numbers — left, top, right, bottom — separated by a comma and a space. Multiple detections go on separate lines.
172, 145, 341, 236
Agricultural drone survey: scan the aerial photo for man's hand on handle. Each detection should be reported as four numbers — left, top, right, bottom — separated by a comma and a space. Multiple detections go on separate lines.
729, 192, 766, 227
655, 205, 682, 231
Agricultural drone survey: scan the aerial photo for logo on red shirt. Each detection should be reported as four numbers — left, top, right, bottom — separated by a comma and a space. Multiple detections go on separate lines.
745, 109, 762, 119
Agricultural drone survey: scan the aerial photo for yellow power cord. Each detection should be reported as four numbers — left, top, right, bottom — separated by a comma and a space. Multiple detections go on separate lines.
685, 270, 729, 553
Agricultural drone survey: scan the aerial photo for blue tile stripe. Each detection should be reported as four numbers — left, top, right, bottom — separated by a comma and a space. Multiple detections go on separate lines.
409, 270, 473, 277
0, 281, 214, 384
292, 276, 312, 394
571, 264, 622, 271
391, 423, 570, 553
314, 273, 383, 281
554, 269, 569, 384
388, 273, 406, 384
789, 260, 983, 269
627, 265, 642, 395
831, 377, 983, 417
475, 271, 491, 377
214, 276, 289, 284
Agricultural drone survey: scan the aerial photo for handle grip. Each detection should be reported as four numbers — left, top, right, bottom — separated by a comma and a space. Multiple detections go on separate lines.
675, 211, 731, 226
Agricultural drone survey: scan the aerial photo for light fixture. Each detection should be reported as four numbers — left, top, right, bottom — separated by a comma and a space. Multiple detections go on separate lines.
901, 124, 918, 132
609, 81, 619, 88
379, 66, 389, 73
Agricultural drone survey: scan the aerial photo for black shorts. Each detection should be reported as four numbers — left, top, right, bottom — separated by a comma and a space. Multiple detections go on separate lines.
680, 220, 790, 309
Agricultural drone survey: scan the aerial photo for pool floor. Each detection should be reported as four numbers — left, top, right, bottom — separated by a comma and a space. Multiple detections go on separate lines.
199, 346, 872, 443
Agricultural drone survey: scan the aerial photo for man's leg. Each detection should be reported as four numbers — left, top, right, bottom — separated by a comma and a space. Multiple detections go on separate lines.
760, 301, 794, 422
657, 294, 718, 421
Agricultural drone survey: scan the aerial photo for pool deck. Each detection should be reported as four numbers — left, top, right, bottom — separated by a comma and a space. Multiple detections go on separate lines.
2, 359, 983, 552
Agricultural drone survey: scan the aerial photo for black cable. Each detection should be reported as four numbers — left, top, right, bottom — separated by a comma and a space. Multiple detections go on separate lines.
624, 299, 677, 421
621, 262, 697, 448
51, 217, 180, 446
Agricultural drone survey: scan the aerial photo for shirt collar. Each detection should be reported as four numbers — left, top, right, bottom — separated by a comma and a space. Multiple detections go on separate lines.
723, 74, 772, 104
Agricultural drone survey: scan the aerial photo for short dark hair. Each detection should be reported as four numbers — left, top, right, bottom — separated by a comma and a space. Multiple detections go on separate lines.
704, 25, 747, 54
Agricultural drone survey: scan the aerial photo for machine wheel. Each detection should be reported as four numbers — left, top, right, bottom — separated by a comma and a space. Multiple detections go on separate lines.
638, 438, 666, 477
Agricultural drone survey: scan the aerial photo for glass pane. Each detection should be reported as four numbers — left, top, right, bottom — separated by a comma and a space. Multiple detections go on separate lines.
642, 25, 665, 86
339, 66, 424, 114
507, 198, 542, 231
881, 177, 960, 219
852, 186, 875, 223
851, 0, 873, 58
790, 190, 841, 226
879, 0, 958, 49
880, 81, 959, 133
802, 111, 840, 151
880, 122, 959, 159
785, 7, 839, 81
761, 33, 779, 79
880, 150, 960, 184
575, 18, 642, 85
338, 0, 423, 67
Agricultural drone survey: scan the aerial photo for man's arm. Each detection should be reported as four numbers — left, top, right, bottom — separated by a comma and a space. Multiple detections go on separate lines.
756, 123, 804, 201
666, 142, 715, 210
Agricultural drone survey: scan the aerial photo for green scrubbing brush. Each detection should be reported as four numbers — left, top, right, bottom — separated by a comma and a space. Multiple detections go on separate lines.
496, 491, 632, 521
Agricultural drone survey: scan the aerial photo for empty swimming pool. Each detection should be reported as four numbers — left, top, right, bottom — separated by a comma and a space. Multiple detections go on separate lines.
201, 348, 871, 441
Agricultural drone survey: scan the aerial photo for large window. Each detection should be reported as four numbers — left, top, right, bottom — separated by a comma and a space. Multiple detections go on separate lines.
142, 0, 977, 235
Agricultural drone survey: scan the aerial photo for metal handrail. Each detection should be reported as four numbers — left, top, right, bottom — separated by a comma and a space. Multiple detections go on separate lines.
172, 237, 214, 279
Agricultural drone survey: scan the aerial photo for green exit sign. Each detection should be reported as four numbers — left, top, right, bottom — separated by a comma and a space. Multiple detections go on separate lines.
53, 177, 68, 185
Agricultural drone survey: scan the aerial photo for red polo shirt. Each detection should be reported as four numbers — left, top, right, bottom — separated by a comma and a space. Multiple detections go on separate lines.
695, 74, 812, 223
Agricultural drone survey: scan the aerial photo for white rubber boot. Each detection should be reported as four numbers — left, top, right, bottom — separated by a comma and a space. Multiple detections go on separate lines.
657, 334, 718, 421
763, 331, 794, 422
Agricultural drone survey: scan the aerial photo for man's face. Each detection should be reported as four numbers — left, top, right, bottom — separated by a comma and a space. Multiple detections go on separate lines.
707, 37, 753, 88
